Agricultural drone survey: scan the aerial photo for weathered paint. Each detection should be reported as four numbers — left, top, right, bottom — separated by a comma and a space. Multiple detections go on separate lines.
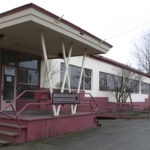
0, 112, 97, 144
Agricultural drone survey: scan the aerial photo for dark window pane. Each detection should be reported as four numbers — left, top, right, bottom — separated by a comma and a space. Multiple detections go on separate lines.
99, 71, 139, 93
141, 82, 150, 94
18, 54, 38, 69
84, 76, 91, 90
83, 69, 92, 90
18, 69, 39, 85
60, 63, 92, 90
3, 68, 15, 100
2, 51, 16, 66
113, 75, 121, 91
107, 74, 115, 91
99, 72, 107, 91
84, 68, 91, 76
127, 79, 139, 93
70, 65, 80, 89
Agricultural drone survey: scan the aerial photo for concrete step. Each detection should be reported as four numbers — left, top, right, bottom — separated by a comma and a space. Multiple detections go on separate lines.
0, 122, 26, 129
0, 130, 18, 137
0, 138, 11, 145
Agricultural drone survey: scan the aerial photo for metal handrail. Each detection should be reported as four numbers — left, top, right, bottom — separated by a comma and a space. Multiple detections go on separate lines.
15, 102, 51, 118
82, 93, 101, 112
0, 90, 50, 121
82, 93, 144, 116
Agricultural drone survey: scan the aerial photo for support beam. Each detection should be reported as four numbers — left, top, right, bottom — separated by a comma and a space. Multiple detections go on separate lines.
71, 51, 87, 114
51, 41, 73, 116
41, 33, 58, 116
77, 51, 87, 93
61, 41, 72, 93
41, 33, 53, 97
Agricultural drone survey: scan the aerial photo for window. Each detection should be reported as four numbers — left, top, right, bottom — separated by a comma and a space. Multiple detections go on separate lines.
18, 54, 38, 69
60, 63, 92, 90
1, 50, 40, 96
17, 53, 40, 95
99, 72, 107, 91
99, 72, 139, 93
83, 68, 92, 90
127, 79, 139, 93
2, 51, 16, 66
141, 82, 150, 94
18, 69, 39, 85
99, 72, 118, 91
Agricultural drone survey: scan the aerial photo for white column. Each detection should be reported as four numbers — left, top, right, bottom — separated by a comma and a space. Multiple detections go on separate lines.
77, 51, 87, 93
61, 41, 72, 93
40, 33, 53, 97
71, 51, 87, 114
41, 33, 58, 116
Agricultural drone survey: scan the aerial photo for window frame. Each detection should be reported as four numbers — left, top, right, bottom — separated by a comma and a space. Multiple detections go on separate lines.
99, 71, 140, 93
1, 49, 41, 96
60, 63, 92, 90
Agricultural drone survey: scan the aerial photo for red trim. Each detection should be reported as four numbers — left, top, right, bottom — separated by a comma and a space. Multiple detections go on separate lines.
0, 3, 112, 49
0, 49, 41, 100
0, 50, 2, 109
90, 55, 150, 78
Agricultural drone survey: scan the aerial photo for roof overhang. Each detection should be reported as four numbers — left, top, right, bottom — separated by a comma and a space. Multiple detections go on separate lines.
0, 3, 112, 59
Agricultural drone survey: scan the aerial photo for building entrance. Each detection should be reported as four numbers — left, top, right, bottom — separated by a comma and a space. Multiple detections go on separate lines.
2, 66, 16, 110
0, 49, 40, 110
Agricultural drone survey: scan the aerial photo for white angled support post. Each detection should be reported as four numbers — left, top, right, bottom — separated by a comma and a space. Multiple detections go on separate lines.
41, 33, 58, 116
61, 41, 72, 93
77, 51, 86, 93
71, 51, 87, 114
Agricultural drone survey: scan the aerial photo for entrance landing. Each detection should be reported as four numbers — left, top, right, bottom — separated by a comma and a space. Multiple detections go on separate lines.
0, 111, 98, 145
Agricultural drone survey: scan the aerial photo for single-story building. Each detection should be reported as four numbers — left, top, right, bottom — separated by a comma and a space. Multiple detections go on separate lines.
0, 3, 150, 145
44, 55, 150, 103
0, 3, 112, 111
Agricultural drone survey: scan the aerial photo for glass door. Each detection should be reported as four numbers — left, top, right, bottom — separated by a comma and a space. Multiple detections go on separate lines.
2, 66, 16, 110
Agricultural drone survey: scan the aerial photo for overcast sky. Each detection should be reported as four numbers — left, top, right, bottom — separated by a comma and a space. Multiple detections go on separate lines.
1, 0, 150, 67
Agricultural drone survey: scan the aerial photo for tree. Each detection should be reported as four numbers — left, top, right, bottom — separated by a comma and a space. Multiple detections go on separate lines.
134, 31, 150, 74
112, 68, 142, 105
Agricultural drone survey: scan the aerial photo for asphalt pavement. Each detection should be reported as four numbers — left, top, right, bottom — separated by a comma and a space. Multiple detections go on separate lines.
1, 119, 150, 150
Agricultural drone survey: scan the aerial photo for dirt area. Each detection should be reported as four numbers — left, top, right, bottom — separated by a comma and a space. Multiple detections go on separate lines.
1, 119, 150, 150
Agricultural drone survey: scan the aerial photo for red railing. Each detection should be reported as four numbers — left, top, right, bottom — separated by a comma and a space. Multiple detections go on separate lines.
0, 90, 51, 125
0, 90, 148, 125
80, 93, 147, 117
80, 93, 101, 113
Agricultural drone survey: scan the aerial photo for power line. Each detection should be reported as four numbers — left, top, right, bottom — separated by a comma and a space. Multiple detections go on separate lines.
104, 21, 150, 41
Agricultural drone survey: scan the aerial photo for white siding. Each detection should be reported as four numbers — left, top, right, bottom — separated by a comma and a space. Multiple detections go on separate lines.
40, 56, 150, 102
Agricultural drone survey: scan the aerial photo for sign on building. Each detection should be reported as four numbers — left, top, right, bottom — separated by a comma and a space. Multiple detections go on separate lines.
52, 93, 80, 104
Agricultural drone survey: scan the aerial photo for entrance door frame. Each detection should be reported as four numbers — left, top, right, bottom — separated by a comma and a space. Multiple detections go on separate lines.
1, 65, 17, 110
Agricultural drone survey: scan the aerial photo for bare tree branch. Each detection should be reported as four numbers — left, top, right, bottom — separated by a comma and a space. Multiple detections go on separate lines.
112, 68, 142, 107
134, 31, 150, 74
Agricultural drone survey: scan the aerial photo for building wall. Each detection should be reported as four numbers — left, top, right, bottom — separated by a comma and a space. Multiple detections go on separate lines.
0, 50, 2, 108
40, 56, 150, 102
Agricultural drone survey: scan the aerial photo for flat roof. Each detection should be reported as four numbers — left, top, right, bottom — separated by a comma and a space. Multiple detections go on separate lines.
0, 3, 112, 59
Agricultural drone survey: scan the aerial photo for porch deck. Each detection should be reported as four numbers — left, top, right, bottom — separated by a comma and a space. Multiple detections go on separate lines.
0, 110, 93, 120
0, 110, 98, 145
